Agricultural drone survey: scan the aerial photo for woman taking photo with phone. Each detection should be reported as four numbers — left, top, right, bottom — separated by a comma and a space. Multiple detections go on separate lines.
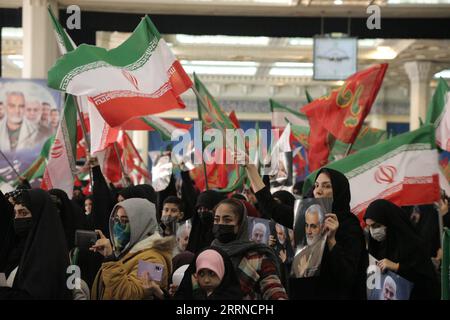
90, 198, 175, 300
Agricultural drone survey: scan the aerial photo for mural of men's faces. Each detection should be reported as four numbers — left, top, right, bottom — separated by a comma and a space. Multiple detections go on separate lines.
41, 102, 51, 126
50, 108, 60, 130
6, 91, 25, 128
25, 99, 43, 125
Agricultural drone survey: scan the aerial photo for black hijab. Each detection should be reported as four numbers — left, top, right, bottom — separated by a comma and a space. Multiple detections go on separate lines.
49, 189, 87, 250
0, 191, 17, 276
174, 246, 243, 300
118, 184, 156, 204
186, 190, 226, 254
273, 190, 296, 208
364, 199, 439, 299
13, 189, 71, 299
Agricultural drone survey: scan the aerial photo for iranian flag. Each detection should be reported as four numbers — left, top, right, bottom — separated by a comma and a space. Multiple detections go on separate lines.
41, 95, 78, 196
48, 15, 192, 128
303, 125, 441, 221
270, 99, 309, 129
41, 9, 79, 197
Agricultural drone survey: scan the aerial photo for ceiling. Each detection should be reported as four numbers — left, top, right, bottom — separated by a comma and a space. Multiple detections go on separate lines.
2, 0, 450, 17
1, 1, 450, 117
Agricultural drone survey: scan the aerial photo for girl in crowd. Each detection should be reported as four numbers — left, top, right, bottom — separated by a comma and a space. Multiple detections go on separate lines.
210, 198, 288, 300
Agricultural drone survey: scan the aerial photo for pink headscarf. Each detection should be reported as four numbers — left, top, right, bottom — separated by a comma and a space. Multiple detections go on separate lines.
195, 249, 225, 281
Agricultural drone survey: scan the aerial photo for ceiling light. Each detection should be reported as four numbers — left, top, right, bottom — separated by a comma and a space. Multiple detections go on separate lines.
368, 46, 398, 60
175, 34, 270, 46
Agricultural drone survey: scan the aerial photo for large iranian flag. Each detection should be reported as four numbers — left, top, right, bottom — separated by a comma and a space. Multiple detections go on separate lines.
48, 16, 192, 128
303, 125, 441, 220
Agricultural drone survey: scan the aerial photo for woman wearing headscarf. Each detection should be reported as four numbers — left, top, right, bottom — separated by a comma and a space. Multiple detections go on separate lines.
364, 199, 440, 300
211, 198, 288, 300
244, 164, 295, 228
90, 198, 175, 300
185, 190, 226, 255
0, 189, 71, 300
402, 205, 441, 260
174, 247, 243, 300
290, 167, 368, 300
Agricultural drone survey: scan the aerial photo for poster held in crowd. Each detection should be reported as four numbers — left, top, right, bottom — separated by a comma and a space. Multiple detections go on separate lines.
291, 197, 332, 278
247, 217, 295, 264
248, 217, 271, 245
271, 222, 295, 265
367, 255, 414, 300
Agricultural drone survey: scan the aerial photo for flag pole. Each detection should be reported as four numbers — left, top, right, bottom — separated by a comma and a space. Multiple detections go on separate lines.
344, 143, 354, 157
113, 141, 130, 187
191, 85, 209, 191
0, 149, 20, 178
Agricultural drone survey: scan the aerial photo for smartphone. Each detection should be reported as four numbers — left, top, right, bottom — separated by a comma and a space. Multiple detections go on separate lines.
137, 260, 164, 282
75, 230, 98, 248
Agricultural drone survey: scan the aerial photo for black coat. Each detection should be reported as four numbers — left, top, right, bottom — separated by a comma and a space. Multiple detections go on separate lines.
0, 189, 71, 300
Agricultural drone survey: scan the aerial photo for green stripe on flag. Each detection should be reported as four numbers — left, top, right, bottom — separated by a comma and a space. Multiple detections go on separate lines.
48, 16, 162, 91
48, 6, 76, 53
426, 78, 449, 125
269, 99, 308, 122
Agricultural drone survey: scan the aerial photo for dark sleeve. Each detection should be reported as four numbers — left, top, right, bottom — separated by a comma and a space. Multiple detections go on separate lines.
92, 165, 115, 237
16, 179, 32, 190
444, 212, 450, 229
180, 171, 198, 221
156, 174, 177, 221
326, 219, 366, 298
254, 186, 293, 229
262, 175, 271, 188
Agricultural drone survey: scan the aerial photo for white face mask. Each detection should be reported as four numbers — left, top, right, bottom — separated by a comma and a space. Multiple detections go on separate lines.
370, 225, 387, 242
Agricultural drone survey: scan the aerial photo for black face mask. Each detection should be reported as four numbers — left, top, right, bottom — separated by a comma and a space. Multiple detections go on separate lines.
213, 224, 237, 243
14, 217, 33, 239
198, 211, 214, 225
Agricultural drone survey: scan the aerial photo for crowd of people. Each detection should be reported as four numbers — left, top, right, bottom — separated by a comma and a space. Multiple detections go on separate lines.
0, 155, 448, 300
